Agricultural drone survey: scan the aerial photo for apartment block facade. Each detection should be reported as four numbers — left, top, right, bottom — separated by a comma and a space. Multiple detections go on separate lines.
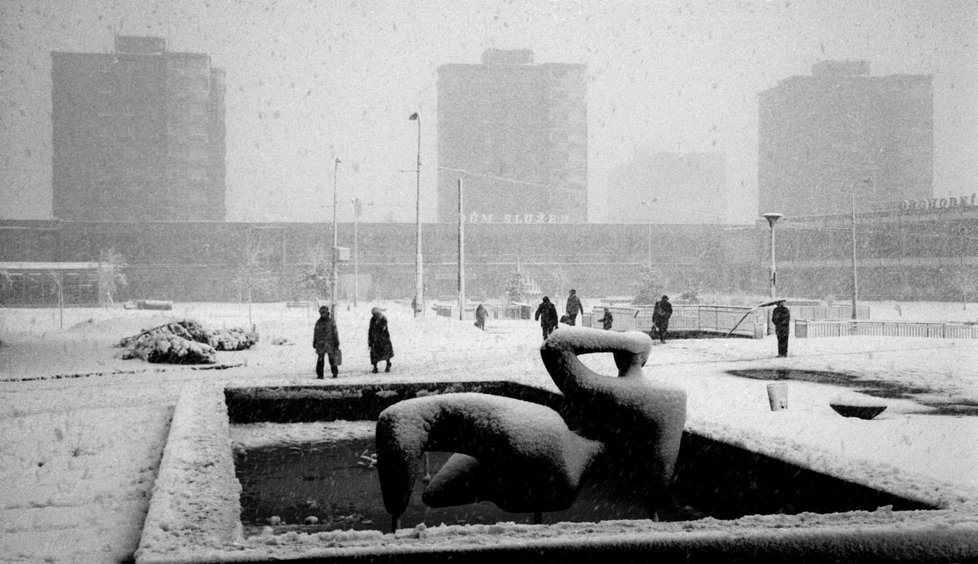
51, 35, 226, 222
437, 49, 587, 224
758, 60, 932, 218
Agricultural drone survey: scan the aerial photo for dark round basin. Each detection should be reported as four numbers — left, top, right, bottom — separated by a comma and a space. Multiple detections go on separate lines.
830, 403, 887, 420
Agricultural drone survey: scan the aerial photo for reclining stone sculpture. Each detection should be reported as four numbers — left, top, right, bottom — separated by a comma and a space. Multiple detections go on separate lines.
375, 326, 687, 532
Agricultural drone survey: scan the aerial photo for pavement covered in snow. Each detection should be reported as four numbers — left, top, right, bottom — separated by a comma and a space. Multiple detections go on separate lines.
1, 300, 977, 561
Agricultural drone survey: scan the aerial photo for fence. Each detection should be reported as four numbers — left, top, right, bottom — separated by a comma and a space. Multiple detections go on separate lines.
795, 320, 978, 339
585, 305, 766, 338
787, 304, 870, 321
432, 303, 531, 321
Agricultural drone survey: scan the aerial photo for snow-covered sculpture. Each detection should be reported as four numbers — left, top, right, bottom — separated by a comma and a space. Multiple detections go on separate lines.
375, 327, 686, 531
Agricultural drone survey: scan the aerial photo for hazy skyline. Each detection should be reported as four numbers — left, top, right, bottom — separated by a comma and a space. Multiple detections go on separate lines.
1, 0, 975, 224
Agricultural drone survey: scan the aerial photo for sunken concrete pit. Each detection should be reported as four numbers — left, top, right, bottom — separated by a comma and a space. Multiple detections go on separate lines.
135, 380, 978, 563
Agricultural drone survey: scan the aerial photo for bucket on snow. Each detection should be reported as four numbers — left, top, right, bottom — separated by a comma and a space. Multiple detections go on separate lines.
767, 382, 788, 411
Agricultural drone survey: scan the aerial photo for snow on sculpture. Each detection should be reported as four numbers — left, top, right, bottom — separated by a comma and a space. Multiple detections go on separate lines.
375, 327, 687, 532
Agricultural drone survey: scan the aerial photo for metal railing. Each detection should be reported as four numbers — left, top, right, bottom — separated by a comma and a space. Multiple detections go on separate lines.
433, 303, 531, 320
788, 304, 870, 320
795, 319, 978, 339
585, 305, 766, 338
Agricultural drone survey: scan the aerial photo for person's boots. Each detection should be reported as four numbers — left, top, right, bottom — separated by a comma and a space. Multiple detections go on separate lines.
385, 361, 391, 373
331, 366, 338, 378
372, 364, 379, 374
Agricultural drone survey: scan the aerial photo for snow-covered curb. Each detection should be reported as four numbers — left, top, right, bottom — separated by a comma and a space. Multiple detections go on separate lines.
136, 382, 243, 560
135, 382, 978, 563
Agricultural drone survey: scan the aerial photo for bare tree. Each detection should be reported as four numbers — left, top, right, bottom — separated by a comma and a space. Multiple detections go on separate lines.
549, 262, 570, 305
505, 270, 529, 303
633, 264, 666, 305
45, 270, 65, 328
296, 251, 333, 302
948, 265, 978, 311
97, 249, 128, 305
0, 269, 11, 306
232, 239, 277, 326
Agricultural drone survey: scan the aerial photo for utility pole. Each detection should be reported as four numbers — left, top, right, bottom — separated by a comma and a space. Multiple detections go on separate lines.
352, 197, 359, 307
458, 178, 465, 321
331, 157, 341, 314
849, 178, 871, 320
409, 112, 423, 317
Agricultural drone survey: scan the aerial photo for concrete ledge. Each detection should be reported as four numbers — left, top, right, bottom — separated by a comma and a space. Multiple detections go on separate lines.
135, 381, 978, 563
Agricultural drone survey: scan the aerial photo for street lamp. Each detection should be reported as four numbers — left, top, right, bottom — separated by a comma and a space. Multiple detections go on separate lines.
331, 156, 341, 314
409, 112, 423, 317
762, 212, 783, 300
351, 196, 359, 308
849, 177, 871, 320
641, 198, 658, 265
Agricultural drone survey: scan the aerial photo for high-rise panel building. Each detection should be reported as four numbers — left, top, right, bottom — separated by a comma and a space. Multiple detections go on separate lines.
52, 35, 226, 222
758, 61, 932, 217
437, 49, 587, 224
606, 151, 727, 224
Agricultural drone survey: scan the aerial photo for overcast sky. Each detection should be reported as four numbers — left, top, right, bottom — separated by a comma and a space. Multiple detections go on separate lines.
1, 0, 975, 224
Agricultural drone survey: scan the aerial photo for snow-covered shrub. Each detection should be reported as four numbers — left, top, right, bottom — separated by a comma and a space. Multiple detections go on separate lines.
120, 333, 217, 364
209, 327, 259, 351
118, 319, 256, 363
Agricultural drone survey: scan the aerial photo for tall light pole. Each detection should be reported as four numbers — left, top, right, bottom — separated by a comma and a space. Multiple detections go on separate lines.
409, 112, 423, 317
849, 177, 871, 320
458, 178, 465, 320
762, 212, 783, 300
641, 198, 658, 265
352, 196, 359, 308
331, 156, 341, 314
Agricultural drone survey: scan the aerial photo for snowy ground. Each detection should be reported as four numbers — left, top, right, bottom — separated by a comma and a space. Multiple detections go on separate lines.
1, 299, 977, 562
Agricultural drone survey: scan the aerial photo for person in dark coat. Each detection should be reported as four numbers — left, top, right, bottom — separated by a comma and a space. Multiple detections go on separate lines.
474, 303, 488, 331
652, 295, 673, 343
565, 289, 584, 326
313, 305, 340, 378
368, 307, 394, 373
535, 296, 559, 340
598, 307, 614, 330
772, 301, 791, 357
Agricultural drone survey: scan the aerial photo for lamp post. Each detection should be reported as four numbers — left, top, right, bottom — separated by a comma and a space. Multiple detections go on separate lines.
409, 112, 423, 317
352, 196, 359, 308
849, 178, 871, 320
641, 198, 658, 265
762, 213, 783, 300
457, 178, 465, 321
331, 157, 341, 314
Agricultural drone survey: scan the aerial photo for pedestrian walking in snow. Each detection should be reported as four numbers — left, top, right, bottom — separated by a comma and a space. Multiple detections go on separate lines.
313, 306, 341, 378
772, 300, 791, 357
565, 289, 584, 326
368, 306, 394, 373
475, 303, 488, 330
652, 295, 673, 343
535, 296, 559, 340
598, 307, 614, 330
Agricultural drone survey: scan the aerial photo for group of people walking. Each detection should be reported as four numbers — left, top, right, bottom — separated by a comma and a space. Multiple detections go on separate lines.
535, 291, 675, 343
315, 293, 792, 378
313, 305, 394, 378
534, 289, 587, 339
